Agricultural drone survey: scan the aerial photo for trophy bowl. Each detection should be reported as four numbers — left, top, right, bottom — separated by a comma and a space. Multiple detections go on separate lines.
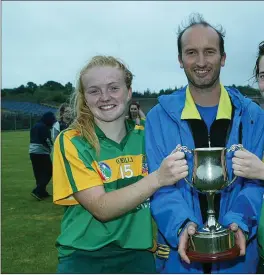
176, 145, 243, 262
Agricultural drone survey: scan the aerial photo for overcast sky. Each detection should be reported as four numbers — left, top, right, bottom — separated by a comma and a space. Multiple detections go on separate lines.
2, 1, 263, 92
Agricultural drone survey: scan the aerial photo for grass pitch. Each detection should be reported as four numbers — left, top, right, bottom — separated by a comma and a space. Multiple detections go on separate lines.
1, 131, 62, 273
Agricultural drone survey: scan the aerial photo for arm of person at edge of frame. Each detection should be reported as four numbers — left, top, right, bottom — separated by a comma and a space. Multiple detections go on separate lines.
144, 112, 200, 250
222, 119, 264, 246
73, 149, 188, 223
232, 149, 264, 181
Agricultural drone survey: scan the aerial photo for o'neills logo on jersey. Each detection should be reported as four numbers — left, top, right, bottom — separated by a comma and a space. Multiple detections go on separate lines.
116, 156, 133, 164
98, 162, 112, 181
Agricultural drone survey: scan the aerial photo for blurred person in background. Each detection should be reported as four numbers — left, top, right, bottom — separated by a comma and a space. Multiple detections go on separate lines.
127, 101, 146, 126
29, 111, 56, 200
51, 103, 72, 142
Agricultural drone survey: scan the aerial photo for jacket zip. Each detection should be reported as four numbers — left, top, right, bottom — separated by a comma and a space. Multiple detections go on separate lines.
208, 133, 211, 147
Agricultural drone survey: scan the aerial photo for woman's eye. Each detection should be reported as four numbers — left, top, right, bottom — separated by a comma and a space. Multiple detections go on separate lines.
110, 86, 119, 91
88, 90, 99, 94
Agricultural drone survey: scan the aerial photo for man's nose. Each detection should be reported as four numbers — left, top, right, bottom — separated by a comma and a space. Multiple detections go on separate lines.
196, 53, 206, 67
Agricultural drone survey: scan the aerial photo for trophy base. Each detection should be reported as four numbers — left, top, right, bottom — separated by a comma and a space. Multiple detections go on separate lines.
187, 245, 240, 263
187, 228, 240, 263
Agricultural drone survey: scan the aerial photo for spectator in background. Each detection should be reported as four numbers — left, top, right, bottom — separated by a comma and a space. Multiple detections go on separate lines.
51, 103, 72, 142
29, 111, 56, 200
127, 101, 146, 126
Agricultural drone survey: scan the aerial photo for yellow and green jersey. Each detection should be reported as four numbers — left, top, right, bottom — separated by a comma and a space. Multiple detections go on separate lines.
53, 120, 153, 257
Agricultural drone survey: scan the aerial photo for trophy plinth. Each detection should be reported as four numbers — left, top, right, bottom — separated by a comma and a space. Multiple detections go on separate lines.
187, 227, 240, 262
187, 246, 240, 263
176, 145, 243, 263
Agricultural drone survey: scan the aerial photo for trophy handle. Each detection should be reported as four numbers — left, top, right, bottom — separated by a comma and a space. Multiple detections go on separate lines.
174, 145, 194, 188
225, 144, 243, 188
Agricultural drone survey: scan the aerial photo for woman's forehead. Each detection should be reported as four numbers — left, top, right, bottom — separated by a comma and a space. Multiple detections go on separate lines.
82, 66, 125, 88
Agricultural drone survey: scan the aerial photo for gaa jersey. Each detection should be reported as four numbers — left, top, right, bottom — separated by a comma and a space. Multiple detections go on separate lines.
53, 120, 153, 257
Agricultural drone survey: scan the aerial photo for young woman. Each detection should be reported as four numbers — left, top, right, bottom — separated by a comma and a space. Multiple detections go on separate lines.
51, 103, 72, 142
128, 101, 146, 126
52, 55, 188, 273
232, 41, 264, 273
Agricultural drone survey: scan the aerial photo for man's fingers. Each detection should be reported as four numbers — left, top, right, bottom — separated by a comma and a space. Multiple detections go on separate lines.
230, 223, 238, 232
230, 223, 246, 256
236, 230, 246, 256
187, 224, 196, 235
178, 248, 190, 264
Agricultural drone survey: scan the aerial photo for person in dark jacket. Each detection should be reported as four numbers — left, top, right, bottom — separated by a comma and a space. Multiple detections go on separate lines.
29, 111, 56, 200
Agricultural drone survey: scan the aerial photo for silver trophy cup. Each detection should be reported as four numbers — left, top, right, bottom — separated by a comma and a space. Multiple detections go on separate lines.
176, 144, 243, 262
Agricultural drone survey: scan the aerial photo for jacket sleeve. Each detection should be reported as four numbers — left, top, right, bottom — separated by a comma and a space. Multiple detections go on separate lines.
222, 180, 264, 240
145, 110, 199, 248
222, 111, 264, 240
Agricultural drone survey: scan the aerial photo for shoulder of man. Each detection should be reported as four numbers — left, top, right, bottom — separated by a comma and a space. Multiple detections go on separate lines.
146, 87, 186, 121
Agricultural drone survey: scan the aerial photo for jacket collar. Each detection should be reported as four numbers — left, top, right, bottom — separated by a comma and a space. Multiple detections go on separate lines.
181, 84, 232, 120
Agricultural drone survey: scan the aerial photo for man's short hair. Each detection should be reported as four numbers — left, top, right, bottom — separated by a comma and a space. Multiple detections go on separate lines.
177, 13, 226, 59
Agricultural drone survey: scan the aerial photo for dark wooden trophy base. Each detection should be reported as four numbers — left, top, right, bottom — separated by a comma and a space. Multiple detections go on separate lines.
187, 245, 240, 263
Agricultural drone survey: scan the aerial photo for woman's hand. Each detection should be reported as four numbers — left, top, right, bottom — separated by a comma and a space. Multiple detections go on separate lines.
232, 149, 264, 180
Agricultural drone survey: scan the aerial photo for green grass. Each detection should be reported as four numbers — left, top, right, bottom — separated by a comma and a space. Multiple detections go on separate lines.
1, 131, 63, 273
1, 130, 158, 273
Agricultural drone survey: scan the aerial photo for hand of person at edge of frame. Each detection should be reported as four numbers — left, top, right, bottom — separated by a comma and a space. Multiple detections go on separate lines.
229, 223, 246, 256
178, 222, 197, 264
156, 146, 188, 188
232, 149, 264, 180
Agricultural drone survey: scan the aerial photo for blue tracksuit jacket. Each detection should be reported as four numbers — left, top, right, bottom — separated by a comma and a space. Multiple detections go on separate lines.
145, 86, 264, 273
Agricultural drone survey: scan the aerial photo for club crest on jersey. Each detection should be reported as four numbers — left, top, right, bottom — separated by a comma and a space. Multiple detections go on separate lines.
98, 162, 112, 181
142, 155, 148, 174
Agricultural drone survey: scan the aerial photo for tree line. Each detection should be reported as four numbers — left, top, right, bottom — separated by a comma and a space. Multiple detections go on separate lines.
1, 80, 261, 105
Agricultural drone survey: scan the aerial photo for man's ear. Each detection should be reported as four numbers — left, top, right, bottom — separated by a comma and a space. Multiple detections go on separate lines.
221, 52, 226, 67
178, 55, 184, 68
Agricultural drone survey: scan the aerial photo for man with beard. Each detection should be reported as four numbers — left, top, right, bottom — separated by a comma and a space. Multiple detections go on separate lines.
145, 14, 264, 273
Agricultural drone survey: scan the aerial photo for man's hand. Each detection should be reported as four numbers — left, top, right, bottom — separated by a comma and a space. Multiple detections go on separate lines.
230, 223, 246, 256
232, 149, 264, 180
178, 222, 197, 264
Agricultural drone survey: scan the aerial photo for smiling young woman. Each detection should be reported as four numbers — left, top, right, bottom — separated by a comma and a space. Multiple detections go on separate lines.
52, 55, 189, 274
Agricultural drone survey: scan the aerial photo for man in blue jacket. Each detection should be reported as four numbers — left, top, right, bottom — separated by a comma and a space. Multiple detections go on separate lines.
145, 13, 264, 273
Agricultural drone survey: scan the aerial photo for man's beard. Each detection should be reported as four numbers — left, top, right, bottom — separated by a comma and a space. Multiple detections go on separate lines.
184, 67, 221, 90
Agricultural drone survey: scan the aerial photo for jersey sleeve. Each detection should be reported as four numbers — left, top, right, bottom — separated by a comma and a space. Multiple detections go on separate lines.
53, 131, 103, 206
